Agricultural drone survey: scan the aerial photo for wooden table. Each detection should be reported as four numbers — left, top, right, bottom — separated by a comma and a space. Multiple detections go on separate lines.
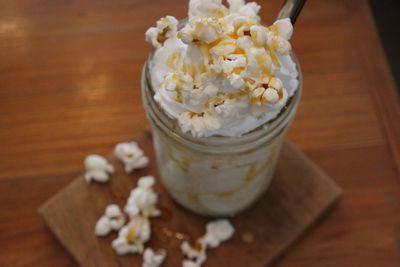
0, 0, 399, 266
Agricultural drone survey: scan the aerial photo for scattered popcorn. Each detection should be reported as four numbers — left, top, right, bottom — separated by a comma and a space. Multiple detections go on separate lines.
181, 241, 204, 259
209, 38, 236, 56
193, 18, 224, 44
203, 84, 218, 97
178, 112, 221, 138
236, 21, 253, 37
201, 219, 235, 248
250, 76, 285, 106
182, 254, 207, 267
162, 72, 194, 100
229, 73, 245, 89
90, 151, 163, 258
246, 47, 273, 78
250, 87, 265, 104
114, 142, 149, 173
250, 25, 268, 46
272, 37, 291, 55
94, 217, 111, 236
227, 0, 245, 13
211, 98, 238, 117
221, 54, 247, 74
145, 16, 179, 48
269, 77, 283, 90
110, 176, 162, 256
138, 175, 156, 187
189, 0, 227, 19
124, 204, 140, 218
95, 204, 126, 236
236, 1, 260, 19
124, 176, 161, 218
84, 154, 114, 183
142, 248, 167, 267
236, 35, 253, 50
262, 88, 279, 104
273, 18, 293, 40
112, 216, 151, 255
181, 219, 234, 267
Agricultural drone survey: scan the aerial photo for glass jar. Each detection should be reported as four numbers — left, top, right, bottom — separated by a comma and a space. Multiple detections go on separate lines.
141, 52, 302, 217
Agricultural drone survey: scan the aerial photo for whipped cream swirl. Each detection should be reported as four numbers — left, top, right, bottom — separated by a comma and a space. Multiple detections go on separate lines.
145, 0, 299, 137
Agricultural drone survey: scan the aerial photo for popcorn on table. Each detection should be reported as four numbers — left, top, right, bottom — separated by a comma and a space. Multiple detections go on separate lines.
124, 175, 161, 218
112, 216, 151, 255
182, 242, 207, 267
95, 204, 126, 236
142, 248, 167, 267
114, 141, 149, 173
112, 176, 161, 255
90, 158, 234, 265
181, 219, 235, 267
84, 154, 114, 183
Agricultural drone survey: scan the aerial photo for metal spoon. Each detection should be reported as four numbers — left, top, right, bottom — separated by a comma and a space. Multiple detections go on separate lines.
277, 0, 307, 24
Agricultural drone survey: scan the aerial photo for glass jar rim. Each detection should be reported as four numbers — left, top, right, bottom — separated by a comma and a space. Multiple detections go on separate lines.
141, 47, 302, 153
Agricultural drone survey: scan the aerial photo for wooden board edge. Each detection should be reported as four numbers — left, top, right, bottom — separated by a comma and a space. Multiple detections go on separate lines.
38, 176, 83, 217
269, 192, 342, 267
38, 137, 344, 267
271, 141, 343, 265
284, 140, 344, 197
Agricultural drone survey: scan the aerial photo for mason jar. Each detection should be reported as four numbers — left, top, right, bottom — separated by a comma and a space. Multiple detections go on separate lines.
141, 50, 302, 217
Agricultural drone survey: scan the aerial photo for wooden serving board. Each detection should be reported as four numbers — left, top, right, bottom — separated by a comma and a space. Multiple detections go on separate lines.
39, 131, 342, 267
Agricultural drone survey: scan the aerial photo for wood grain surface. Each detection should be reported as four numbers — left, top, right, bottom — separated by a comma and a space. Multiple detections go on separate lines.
0, 0, 399, 266
39, 131, 342, 267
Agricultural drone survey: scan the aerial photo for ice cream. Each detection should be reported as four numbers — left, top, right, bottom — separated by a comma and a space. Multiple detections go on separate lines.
145, 0, 299, 137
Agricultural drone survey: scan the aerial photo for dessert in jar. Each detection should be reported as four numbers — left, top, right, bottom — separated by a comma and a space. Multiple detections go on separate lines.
141, 0, 302, 216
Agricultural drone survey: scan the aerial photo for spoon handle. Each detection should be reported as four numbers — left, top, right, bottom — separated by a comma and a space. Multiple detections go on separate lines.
277, 0, 307, 24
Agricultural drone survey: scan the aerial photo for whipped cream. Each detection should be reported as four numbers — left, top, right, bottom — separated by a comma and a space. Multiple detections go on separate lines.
145, 0, 299, 137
